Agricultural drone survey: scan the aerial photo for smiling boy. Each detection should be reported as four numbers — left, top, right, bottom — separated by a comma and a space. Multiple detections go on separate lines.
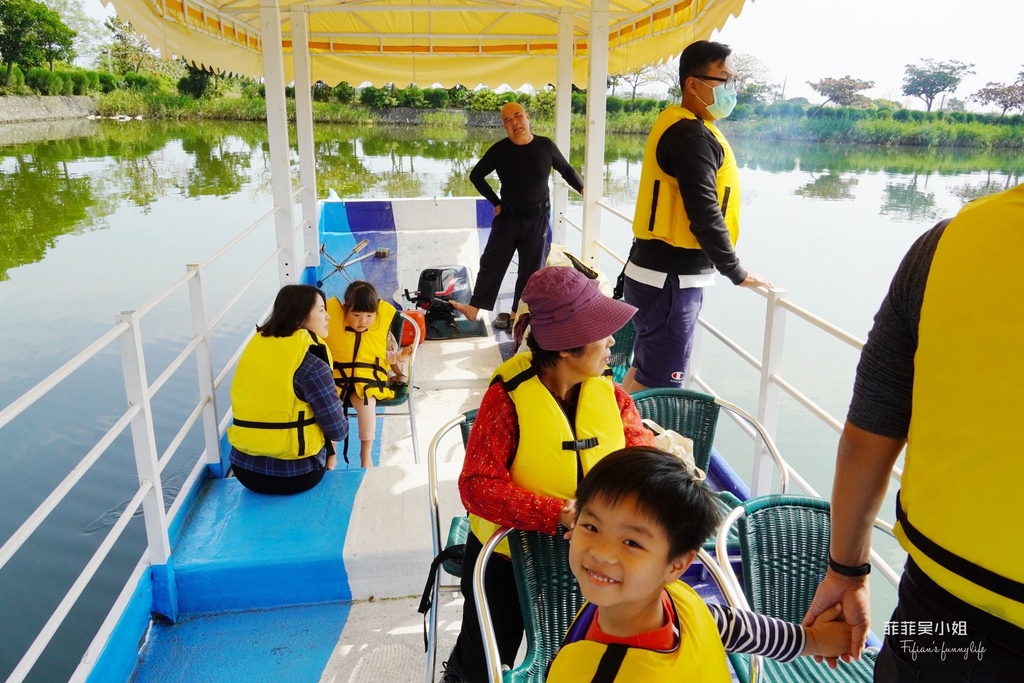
547, 447, 855, 682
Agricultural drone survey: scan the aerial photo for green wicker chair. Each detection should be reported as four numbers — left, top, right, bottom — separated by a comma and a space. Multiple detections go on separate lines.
630, 388, 790, 555
630, 387, 720, 473
715, 494, 879, 683
475, 526, 585, 683
424, 409, 477, 682
608, 319, 636, 384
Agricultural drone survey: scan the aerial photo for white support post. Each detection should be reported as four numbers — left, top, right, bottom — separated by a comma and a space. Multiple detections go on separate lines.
260, 0, 297, 286
753, 288, 788, 496
187, 265, 225, 477
685, 321, 703, 390
581, 0, 609, 268
551, 8, 574, 246
291, 6, 320, 271
117, 310, 176, 619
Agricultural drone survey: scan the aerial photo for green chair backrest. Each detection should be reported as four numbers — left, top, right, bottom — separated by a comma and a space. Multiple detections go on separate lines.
630, 387, 720, 473
460, 408, 478, 448
609, 319, 636, 384
737, 494, 832, 623
505, 528, 585, 683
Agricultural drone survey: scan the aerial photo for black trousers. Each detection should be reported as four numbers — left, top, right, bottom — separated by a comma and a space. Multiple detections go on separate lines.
469, 212, 549, 313
232, 463, 325, 495
874, 558, 1024, 682
444, 533, 524, 683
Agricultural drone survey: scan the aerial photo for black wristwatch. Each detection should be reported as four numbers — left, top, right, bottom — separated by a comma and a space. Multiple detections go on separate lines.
828, 555, 872, 577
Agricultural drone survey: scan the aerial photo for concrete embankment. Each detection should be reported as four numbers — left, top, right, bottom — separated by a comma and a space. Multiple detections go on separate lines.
0, 95, 97, 124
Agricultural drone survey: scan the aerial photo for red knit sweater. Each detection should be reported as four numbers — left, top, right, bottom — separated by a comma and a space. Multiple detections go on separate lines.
458, 381, 655, 535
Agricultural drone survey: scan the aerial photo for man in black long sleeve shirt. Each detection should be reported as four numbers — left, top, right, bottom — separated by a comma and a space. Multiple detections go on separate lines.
453, 102, 584, 327
621, 40, 771, 392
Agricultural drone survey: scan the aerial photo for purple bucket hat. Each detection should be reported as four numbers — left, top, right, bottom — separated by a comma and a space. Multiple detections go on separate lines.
515, 266, 637, 350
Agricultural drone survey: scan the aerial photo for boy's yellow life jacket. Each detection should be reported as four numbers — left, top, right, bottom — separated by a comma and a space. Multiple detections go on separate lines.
325, 297, 396, 402
898, 183, 1024, 628
228, 329, 332, 459
469, 352, 624, 555
546, 581, 731, 682
631, 105, 740, 250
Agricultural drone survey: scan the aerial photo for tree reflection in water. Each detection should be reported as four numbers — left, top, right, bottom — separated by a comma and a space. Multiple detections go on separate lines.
2, 121, 1022, 281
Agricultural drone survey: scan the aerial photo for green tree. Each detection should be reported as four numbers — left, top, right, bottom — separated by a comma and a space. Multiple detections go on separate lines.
733, 53, 780, 105
43, 0, 103, 65
0, 0, 51, 85
652, 58, 681, 103
902, 59, 975, 112
806, 76, 874, 114
177, 61, 213, 98
37, 7, 75, 70
105, 16, 154, 73
971, 82, 1024, 119
616, 65, 655, 101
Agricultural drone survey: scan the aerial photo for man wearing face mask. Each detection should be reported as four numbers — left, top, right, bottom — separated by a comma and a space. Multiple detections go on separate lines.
620, 40, 772, 393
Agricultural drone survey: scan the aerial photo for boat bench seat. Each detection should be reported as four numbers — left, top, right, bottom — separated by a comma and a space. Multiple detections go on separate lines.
170, 464, 438, 615
170, 471, 362, 614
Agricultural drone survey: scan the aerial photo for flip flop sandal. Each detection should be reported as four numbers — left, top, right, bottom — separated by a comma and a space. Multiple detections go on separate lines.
493, 312, 512, 330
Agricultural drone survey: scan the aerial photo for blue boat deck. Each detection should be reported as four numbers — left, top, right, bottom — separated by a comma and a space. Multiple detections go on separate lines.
83, 197, 758, 683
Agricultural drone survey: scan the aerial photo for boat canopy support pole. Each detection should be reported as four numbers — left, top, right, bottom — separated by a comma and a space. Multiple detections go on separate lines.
261, 0, 297, 286
753, 288, 788, 496
117, 310, 177, 621
292, 6, 320, 271
581, 0, 609, 268
551, 8, 573, 246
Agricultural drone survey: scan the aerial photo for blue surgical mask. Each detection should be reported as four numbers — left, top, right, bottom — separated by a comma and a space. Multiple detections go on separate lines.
697, 82, 737, 120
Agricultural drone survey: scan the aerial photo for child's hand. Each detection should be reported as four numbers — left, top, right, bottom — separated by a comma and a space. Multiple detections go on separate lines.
398, 345, 415, 361
326, 452, 337, 470
803, 603, 856, 665
558, 499, 576, 535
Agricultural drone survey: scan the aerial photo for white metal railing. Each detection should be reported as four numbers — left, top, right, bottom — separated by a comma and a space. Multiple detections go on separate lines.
593, 201, 903, 586
0, 196, 301, 683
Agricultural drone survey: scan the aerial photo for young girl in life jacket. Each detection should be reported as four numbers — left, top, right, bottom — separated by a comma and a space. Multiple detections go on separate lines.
325, 281, 415, 468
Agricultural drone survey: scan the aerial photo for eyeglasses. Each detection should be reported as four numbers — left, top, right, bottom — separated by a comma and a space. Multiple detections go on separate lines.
693, 75, 736, 90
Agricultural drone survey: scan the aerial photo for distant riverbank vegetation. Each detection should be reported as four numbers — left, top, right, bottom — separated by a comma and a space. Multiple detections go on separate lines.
87, 78, 1024, 149
2, 2, 1022, 149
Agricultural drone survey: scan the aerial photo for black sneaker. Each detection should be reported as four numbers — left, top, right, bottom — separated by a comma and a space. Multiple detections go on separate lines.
440, 661, 464, 683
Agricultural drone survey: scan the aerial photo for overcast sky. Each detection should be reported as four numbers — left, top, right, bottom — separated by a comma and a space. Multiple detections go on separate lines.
84, 0, 1023, 110
712, 0, 1024, 109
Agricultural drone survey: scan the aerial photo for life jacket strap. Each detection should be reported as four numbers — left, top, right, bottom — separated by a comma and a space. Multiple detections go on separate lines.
897, 490, 1024, 603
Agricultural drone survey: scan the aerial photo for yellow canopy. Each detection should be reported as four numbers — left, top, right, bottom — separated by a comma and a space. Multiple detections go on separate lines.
103, 0, 754, 88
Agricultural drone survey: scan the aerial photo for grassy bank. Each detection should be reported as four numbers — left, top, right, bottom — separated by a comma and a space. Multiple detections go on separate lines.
95, 91, 1024, 149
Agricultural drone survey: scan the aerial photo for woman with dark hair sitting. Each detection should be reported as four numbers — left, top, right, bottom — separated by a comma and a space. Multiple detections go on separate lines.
228, 284, 349, 495
441, 266, 655, 683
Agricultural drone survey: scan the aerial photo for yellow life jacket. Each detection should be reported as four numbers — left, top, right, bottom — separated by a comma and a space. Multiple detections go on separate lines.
228, 329, 332, 459
324, 297, 396, 402
469, 353, 625, 554
546, 581, 731, 683
898, 183, 1024, 628
631, 106, 740, 250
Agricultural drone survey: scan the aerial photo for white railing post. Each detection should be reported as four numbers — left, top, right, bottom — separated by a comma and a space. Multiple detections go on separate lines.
291, 5, 320, 271
116, 310, 177, 621
685, 320, 704, 390
187, 264, 226, 478
260, 0, 297, 286
753, 288, 788, 496
551, 7, 574, 246
581, 0, 609, 268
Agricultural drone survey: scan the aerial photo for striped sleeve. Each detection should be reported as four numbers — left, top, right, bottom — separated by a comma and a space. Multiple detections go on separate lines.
708, 603, 806, 663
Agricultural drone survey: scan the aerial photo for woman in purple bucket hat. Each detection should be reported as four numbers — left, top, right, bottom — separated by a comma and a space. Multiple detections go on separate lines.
441, 266, 656, 683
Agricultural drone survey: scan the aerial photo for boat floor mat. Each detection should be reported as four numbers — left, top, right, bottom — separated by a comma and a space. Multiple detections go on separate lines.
426, 318, 488, 340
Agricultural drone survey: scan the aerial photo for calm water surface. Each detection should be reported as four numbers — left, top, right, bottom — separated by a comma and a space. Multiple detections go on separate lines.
1, 119, 1020, 681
